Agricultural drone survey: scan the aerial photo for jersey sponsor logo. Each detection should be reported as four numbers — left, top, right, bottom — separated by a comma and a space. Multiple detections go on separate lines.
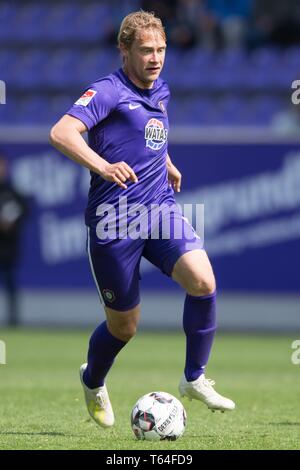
144, 118, 168, 151
129, 103, 141, 110
75, 89, 97, 106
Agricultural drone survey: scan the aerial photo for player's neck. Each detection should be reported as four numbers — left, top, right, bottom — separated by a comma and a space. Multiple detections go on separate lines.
122, 66, 154, 90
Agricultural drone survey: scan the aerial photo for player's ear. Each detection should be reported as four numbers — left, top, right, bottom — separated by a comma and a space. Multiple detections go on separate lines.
119, 43, 128, 58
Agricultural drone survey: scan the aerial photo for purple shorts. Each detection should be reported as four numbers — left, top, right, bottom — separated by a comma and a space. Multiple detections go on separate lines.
87, 209, 203, 311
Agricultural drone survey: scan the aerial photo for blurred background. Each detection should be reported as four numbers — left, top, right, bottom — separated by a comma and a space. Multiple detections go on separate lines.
0, 0, 299, 331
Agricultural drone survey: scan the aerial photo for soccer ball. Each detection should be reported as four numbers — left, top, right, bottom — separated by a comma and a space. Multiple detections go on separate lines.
131, 391, 186, 441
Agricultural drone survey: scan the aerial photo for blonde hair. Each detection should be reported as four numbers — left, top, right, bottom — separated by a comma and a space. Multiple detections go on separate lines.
118, 11, 166, 49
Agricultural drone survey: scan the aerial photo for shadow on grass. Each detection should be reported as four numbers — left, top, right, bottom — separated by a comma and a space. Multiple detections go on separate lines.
268, 422, 300, 426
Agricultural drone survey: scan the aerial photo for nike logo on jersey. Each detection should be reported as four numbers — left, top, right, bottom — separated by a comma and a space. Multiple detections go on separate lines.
129, 103, 141, 110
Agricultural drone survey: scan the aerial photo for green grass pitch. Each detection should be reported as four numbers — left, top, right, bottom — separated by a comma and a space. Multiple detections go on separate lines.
0, 329, 299, 450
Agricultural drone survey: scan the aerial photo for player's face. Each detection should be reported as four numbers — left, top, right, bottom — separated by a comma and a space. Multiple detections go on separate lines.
123, 29, 166, 89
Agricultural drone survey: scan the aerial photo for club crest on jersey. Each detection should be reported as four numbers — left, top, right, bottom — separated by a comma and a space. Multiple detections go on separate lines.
144, 118, 168, 151
158, 100, 166, 114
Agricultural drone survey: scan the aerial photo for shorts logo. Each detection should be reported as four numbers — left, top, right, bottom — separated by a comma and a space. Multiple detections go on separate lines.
75, 89, 97, 106
144, 118, 168, 151
102, 289, 116, 303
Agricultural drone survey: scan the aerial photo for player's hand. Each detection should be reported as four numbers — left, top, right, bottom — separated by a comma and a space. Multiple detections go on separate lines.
167, 162, 182, 192
101, 161, 138, 189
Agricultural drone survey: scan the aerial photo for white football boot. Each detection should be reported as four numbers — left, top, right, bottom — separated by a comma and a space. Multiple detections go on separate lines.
179, 374, 235, 412
79, 363, 115, 427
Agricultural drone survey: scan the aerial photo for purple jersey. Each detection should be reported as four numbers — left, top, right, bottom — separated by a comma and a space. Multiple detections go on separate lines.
67, 68, 174, 230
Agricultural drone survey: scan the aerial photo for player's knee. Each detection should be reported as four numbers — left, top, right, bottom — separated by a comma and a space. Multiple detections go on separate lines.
109, 322, 138, 342
121, 324, 138, 342
186, 275, 216, 297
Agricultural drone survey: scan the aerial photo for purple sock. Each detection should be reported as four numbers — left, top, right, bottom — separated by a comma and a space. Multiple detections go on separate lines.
183, 291, 217, 382
83, 321, 127, 389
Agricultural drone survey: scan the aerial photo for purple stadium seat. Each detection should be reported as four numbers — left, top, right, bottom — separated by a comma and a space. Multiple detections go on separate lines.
43, 49, 80, 88
42, 3, 81, 42
11, 96, 49, 125
0, 2, 16, 40
11, 50, 48, 89
72, 3, 113, 41
49, 94, 74, 122
13, 3, 51, 41
246, 96, 284, 125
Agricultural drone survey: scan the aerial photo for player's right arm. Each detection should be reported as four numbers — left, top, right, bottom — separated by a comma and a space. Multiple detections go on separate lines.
49, 115, 138, 190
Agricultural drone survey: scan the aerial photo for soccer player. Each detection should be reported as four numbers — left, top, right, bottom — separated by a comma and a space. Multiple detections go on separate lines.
49, 11, 235, 428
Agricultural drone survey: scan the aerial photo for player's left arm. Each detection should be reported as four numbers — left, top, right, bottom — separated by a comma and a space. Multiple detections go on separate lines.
166, 154, 181, 193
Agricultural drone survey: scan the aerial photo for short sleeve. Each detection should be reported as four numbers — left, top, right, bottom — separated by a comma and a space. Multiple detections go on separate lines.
66, 77, 119, 130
